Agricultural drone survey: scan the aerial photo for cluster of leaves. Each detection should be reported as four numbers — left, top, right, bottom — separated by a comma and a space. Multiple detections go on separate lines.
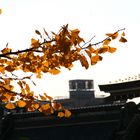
0, 24, 127, 117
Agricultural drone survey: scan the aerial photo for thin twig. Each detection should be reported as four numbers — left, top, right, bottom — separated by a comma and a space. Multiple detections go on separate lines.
82, 28, 125, 49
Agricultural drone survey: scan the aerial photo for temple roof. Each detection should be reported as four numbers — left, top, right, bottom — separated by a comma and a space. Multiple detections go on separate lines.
98, 80, 140, 101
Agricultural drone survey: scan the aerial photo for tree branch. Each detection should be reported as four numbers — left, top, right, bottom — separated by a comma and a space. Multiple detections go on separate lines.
82, 28, 125, 49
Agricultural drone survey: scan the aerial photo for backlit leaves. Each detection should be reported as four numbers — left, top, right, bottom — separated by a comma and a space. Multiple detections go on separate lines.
0, 24, 127, 117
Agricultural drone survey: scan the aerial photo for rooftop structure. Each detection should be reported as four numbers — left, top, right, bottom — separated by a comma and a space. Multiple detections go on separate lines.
99, 79, 140, 103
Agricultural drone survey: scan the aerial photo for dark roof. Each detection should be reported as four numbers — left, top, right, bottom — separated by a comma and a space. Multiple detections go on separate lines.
99, 80, 140, 92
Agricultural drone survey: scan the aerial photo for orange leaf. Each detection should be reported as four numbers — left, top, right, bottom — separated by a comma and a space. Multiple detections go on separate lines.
4, 93, 13, 101
64, 109, 71, 117
119, 36, 127, 43
44, 93, 53, 100
103, 38, 111, 46
31, 38, 40, 47
106, 32, 118, 39
108, 47, 117, 53
49, 68, 61, 75
85, 50, 91, 58
27, 104, 36, 112
91, 55, 102, 65
21, 88, 26, 95
36, 73, 42, 78
39, 103, 53, 114
39, 94, 46, 101
58, 112, 65, 117
80, 55, 89, 69
106, 33, 113, 36
71, 29, 80, 35
98, 46, 109, 54
111, 32, 118, 39
122, 32, 125, 36
0, 96, 8, 103
0, 9, 2, 14
33, 103, 40, 109
39, 95, 46, 101
88, 45, 96, 53
5, 103, 15, 109
16, 100, 27, 108
25, 84, 30, 92
53, 102, 62, 110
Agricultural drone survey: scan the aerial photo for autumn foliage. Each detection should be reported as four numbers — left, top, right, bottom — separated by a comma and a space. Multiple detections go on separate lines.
0, 22, 127, 117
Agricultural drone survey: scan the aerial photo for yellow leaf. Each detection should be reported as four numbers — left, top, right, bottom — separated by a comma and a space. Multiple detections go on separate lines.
58, 112, 65, 117
39, 94, 46, 101
108, 47, 117, 53
80, 55, 89, 69
0, 9, 2, 14
5, 103, 15, 109
71, 29, 80, 35
27, 91, 34, 98
4, 93, 13, 101
49, 68, 61, 75
25, 84, 30, 92
31, 38, 40, 47
16, 100, 27, 108
53, 102, 62, 110
1, 48, 12, 54
91, 55, 102, 65
111, 32, 118, 39
106, 33, 113, 36
21, 88, 26, 95
0, 96, 8, 103
44, 93, 53, 100
27, 104, 36, 112
33, 103, 40, 109
122, 32, 125, 36
36, 73, 42, 78
119, 36, 127, 43
103, 38, 111, 46
64, 109, 71, 118
39, 103, 53, 114
88, 45, 96, 53
106, 32, 118, 39
98, 46, 109, 54
85, 50, 91, 58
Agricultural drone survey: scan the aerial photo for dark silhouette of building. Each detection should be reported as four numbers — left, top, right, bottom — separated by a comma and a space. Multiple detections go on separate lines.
99, 79, 140, 103
55, 79, 104, 108
0, 79, 140, 140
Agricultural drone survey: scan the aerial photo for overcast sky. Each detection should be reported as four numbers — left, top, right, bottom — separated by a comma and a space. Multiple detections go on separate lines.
0, 0, 140, 102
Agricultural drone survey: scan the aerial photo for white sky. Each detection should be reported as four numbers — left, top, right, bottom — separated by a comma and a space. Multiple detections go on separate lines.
0, 0, 140, 102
